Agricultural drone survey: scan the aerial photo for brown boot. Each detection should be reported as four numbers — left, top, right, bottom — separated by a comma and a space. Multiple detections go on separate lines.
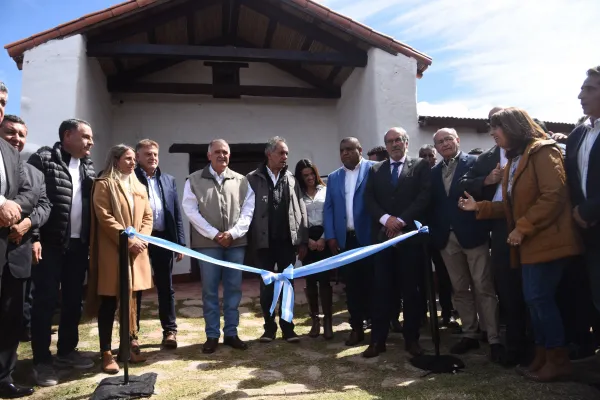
129, 339, 148, 364
526, 347, 572, 382
102, 351, 119, 374
320, 284, 334, 340
305, 286, 320, 338
516, 346, 546, 376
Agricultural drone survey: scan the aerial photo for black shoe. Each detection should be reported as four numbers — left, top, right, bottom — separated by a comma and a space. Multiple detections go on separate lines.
282, 330, 300, 343
224, 335, 248, 350
202, 338, 219, 354
362, 343, 386, 358
406, 341, 425, 357
490, 343, 504, 363
450, 337, 480, 354
259, 325, 277, 343
0, 383, 34, 398
363, 319, 372, 330
390, 320, 403, 333
500, 348, 522, 368
345, 329, 365, 346
19, 328, 31, 343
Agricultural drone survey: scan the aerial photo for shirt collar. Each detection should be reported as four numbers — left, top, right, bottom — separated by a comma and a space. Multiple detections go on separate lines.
141, 167, 158, 179
442, 151, 461, 167
343, 158, 363, 173
209, 165, 226, 179
390, 155, 407, 165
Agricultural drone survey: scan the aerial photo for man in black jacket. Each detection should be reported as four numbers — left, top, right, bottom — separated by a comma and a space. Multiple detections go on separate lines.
363, 127, 430, 358
0, 115, 51, 344
28, 119, 95, 386
566, 66, 600, 313
0, 83, 37, 398
135, 139, 185, 349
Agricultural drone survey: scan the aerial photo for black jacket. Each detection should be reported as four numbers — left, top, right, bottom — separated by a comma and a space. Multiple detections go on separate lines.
565, 122, 600, 241
28, 142, 95, 248
0, 139, 36, 281
458, 145, 500, 201
364, 157, 431, 243
135, 166, 186, 246
7, 162, 51, 277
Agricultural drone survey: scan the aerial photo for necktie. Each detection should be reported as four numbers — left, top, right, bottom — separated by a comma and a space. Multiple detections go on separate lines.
391, 161, 402, 186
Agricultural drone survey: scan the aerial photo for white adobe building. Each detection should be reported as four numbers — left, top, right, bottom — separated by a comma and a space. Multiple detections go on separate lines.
5, 0, 436, 277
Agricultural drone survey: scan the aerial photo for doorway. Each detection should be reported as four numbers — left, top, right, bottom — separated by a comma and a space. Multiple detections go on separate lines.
169, 143, 265, 281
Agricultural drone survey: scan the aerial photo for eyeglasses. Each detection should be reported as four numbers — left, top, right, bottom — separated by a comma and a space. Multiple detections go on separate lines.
385, 137, 407, 145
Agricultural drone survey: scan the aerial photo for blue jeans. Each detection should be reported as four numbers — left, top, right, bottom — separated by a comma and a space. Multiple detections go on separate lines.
521, 259, 566, 349
195, 246, 245, 339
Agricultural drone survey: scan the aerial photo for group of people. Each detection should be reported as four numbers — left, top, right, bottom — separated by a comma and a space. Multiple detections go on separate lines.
0, 65, 597, 398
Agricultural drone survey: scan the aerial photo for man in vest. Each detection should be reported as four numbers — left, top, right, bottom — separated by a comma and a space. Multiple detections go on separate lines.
182, 139, 255, 354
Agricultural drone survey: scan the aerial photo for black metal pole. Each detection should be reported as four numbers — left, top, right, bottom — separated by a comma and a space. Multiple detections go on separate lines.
118, 230, 130, 385
423, 239, 441, 357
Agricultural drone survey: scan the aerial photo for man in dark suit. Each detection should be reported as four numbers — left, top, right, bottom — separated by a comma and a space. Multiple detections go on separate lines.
363, 127, 430, 358
430, 128, 501, 361
566, 66, 600, 313
324, 138, 375, 346
0, 83, 37, 398
135, 139, 186, 349
0, 115, 51, 344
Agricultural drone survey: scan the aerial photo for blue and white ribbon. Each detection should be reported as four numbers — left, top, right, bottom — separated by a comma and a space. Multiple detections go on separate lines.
124, 222, 428, 323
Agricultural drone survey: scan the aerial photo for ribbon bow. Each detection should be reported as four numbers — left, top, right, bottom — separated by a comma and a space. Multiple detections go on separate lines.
260, 265, 295, 322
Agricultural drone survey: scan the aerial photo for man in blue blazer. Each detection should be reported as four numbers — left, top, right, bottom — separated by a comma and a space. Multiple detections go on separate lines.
324, 137, 375, 346
135, 139, 186, 349
430, 128, 501, 361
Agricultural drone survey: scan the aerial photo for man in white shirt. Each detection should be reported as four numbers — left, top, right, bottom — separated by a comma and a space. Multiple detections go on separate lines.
182, 139, 255, 354
27, 119, 96, 386
323, 138, 376, 346
566, 66, 600, 313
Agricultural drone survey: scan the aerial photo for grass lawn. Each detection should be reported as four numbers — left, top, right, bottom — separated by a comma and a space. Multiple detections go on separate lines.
13, 279, 600, 400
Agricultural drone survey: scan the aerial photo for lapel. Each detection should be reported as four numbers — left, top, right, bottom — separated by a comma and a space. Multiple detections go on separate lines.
116, 180, 134, 223
354, 160, 369, 193
337, 167, 346, 199
394, 156, 413, 191
0, 142, 13, 195
380, 159, 392, 186
449, 153, 469, 196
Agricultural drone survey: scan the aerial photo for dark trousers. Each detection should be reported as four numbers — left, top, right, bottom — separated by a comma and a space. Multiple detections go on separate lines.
491, 219, 527, 351
585, 241, 600, 314
31, 239, 88, 364
342, 232, 373, 330
304, 248, 330, 289
431, 245, 453, 319
137, 230, 177, 334
256, 239, 296, 333
98, 295, 138, 352
372, 237, 422, 345
23, 278, 33, 331
558, 255, 596, 350
0, 265, 25, 383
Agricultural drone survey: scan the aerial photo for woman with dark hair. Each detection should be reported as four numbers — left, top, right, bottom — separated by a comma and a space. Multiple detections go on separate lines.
86, 144, 154, 373
460, 107, 582, 382
294, 159, 333, 339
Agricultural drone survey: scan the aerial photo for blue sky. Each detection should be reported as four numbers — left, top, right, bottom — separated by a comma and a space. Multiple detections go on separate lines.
1, 0, 598, 122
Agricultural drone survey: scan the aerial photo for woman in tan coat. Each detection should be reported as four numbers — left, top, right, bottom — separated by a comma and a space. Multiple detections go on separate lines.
87, 144, 153, 374
460, 108, 583, 382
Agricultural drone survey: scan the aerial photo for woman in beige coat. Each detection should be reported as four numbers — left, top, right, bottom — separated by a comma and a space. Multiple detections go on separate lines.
86, 144, 153, 374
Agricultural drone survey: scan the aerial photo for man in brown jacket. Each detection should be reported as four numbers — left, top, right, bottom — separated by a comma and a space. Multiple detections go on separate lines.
247, 136, 308, 343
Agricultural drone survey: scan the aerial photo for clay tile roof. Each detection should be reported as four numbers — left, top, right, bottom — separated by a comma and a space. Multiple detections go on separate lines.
4, 0, 432, 74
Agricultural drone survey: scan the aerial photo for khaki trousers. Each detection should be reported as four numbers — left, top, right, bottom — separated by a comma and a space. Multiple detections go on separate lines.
441, 232, 499, 343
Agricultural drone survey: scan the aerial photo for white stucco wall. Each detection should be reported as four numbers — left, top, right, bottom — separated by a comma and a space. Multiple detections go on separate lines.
19, 34, 112, 167
338, 48, 419, 156
417, 126, 494, 156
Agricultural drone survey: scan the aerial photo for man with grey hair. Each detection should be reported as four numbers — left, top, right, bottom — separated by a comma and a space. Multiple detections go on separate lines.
182, 139, 255, 354
430, 128, 501, 361
364, 127, 430, 358
247, 137, 308, 343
